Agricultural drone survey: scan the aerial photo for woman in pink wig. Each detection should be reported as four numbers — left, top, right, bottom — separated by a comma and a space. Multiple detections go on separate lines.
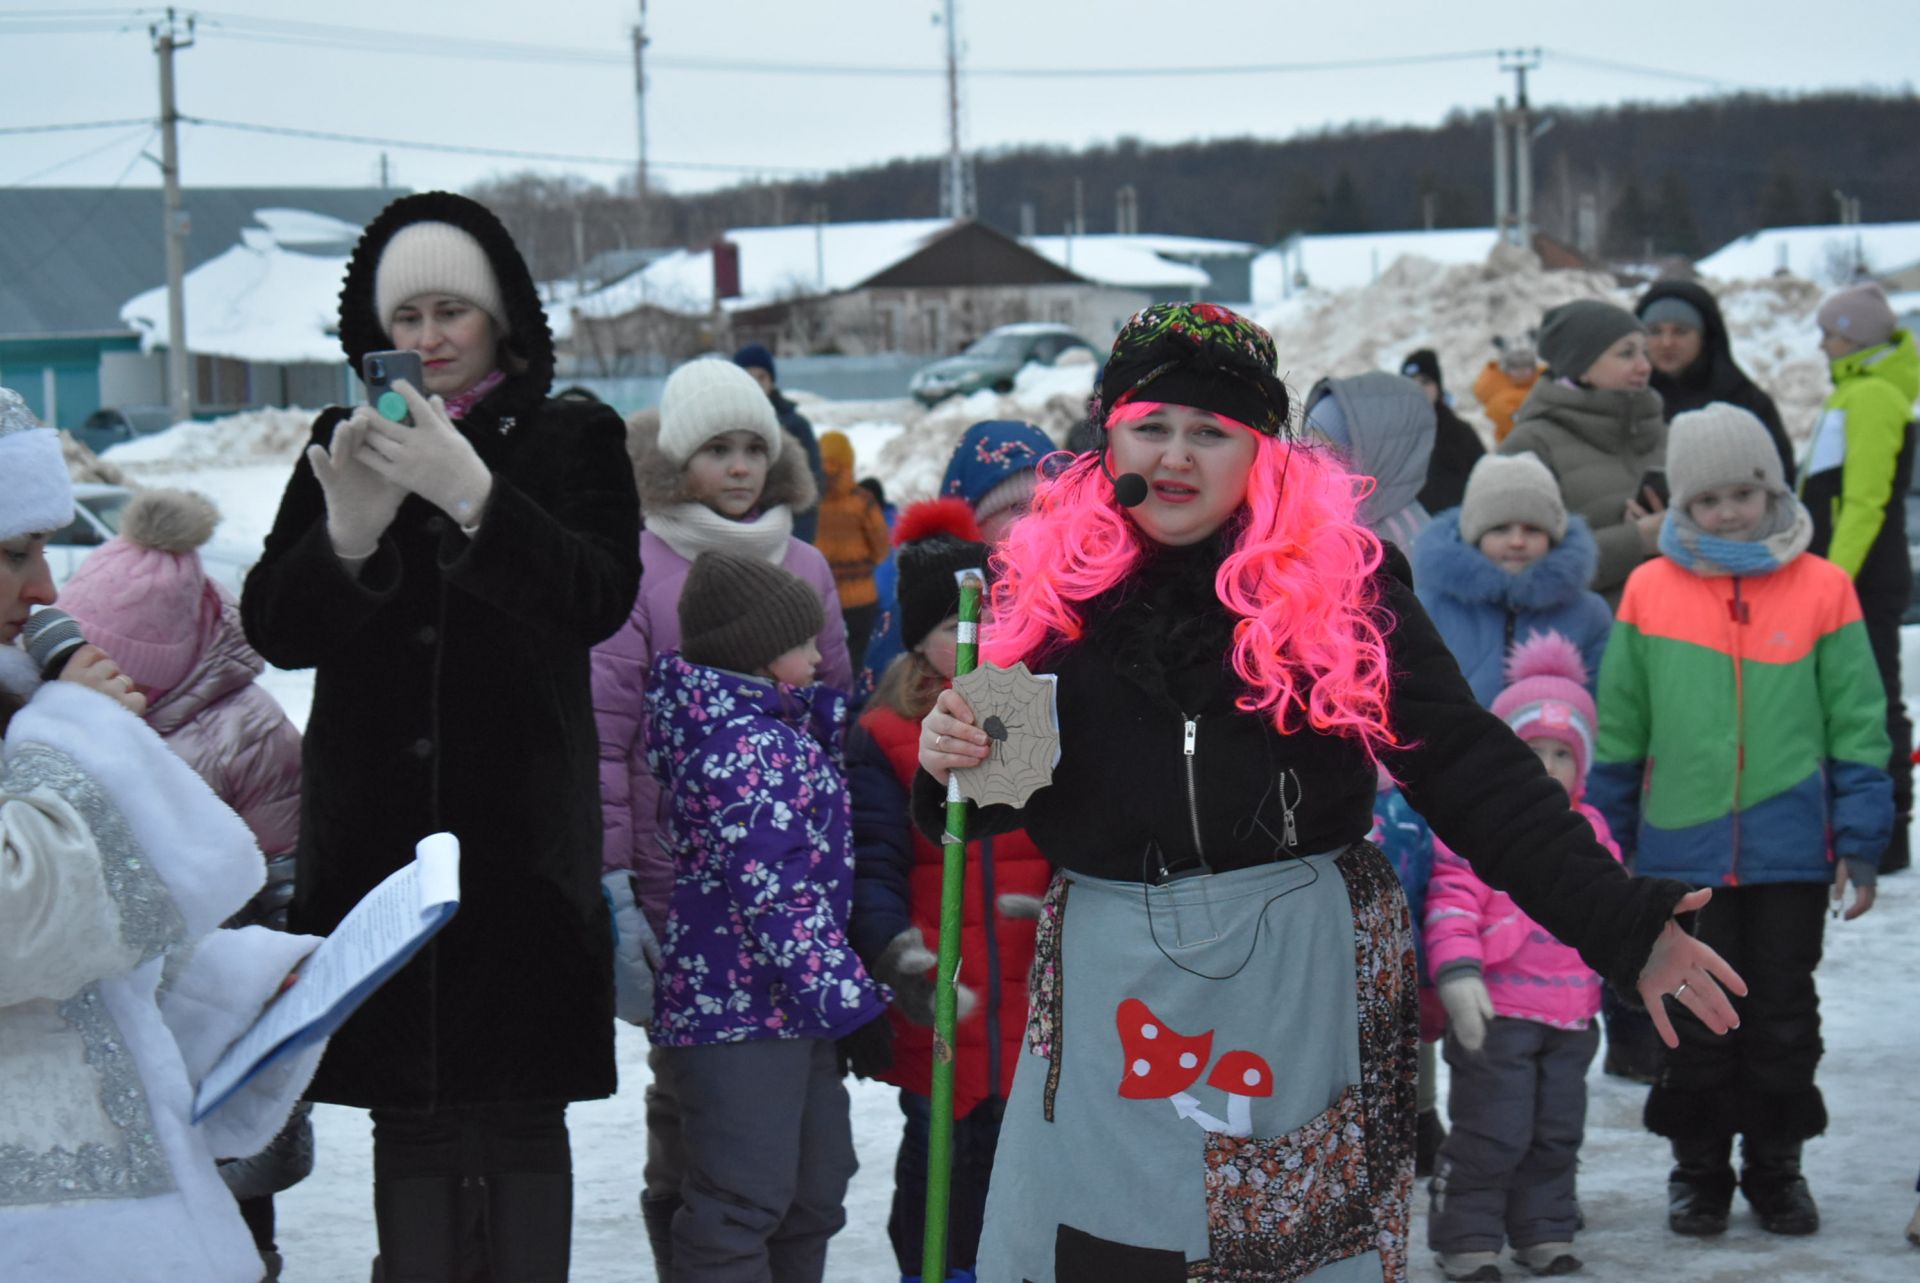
911, 303, 1744, 1283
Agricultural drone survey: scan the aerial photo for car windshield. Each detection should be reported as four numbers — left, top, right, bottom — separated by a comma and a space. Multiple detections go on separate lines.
962, 334, 1029, 360
83, 491, 130, 534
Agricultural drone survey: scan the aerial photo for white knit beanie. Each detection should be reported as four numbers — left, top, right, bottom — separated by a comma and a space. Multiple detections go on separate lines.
1666, 403, 1785, 509
0, 387, 73, 542
1458, 452, 1568, 545
373, 221, 508, 336
656, 358, 783, 466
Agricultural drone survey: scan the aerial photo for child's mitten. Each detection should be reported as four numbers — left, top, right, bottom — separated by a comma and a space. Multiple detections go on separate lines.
874, 927, 977, 1026
1439, 971, 1495, 1053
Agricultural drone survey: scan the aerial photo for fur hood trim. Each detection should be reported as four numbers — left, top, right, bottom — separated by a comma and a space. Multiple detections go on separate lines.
1414, 507, 1601, 612
627, 407, 817, 518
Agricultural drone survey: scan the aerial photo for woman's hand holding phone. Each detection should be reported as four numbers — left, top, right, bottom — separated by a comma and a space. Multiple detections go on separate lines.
307, 409, 407, 561
354, 381, 494, 530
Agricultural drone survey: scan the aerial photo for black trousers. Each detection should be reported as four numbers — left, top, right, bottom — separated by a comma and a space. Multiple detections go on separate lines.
1863, 600, 1912, 873
370, 1102, 572, 1283
1645, 883, 1828, 1143
888, 1090, 1006, 1276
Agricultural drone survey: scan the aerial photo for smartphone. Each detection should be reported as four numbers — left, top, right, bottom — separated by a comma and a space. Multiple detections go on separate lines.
1637, 468, 1670, 509
362, 349, 424, 426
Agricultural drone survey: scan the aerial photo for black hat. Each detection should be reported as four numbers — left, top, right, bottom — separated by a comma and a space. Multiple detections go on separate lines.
678, 551, 824, 675
892, 499, 989, 652
1091, 302, 1291, 436
1400, 348, 1442, 392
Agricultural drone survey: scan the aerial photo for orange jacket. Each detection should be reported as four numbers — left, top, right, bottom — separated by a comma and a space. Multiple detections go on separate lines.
1473, 360, 1542, 443
814, 431, 890, 609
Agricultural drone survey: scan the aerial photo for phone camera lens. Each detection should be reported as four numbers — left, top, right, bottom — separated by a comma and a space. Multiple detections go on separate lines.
371, 359, 386, 379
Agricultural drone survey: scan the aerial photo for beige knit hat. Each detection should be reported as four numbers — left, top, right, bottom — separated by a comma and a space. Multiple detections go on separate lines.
0, 387, 72, 542
1458, 452, 1568, 545
678, 551, 824, 676
1666, 403, 1785, 509
1816, 283, 1897, 350
373, 221, 508, 335
657, 358, 783, 466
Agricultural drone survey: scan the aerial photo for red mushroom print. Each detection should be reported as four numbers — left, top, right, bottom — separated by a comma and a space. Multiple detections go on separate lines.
1115, 998, 1232, 1131
1206, 1049, 1275, 1137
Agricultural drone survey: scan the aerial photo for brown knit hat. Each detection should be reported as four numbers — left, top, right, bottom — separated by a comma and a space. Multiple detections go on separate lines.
678, 551, 824, 675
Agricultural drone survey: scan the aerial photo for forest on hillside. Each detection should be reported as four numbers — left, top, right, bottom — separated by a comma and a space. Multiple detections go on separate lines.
474, 92, 1920, 284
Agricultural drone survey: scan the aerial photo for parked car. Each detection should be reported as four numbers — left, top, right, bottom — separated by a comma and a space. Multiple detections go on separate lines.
47, 483, 256, 596
73, 405, 175, 456
909, 323, 1096, 406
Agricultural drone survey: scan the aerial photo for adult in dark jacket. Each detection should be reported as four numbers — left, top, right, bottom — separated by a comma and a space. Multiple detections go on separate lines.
1402, 347, 1487, 513
242, 191, 642, 1280
735, 343, 826, 544
1636, 279, 1795, 477
913, 302, 1743, 1280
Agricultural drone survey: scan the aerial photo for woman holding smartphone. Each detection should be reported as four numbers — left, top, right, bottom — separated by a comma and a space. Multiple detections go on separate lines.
243, 192, 641, 1282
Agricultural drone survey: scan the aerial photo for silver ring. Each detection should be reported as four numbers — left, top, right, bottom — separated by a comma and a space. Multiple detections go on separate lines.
935, 734, 946, 749
1674, 981, 1690, 1000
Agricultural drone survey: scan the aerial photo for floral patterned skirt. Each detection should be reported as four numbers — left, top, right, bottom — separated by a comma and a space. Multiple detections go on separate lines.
973, 844, 1417, 1283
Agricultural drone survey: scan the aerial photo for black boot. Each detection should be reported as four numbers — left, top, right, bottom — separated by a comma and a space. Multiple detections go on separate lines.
1416, 1109, 1448, 1178
482, 1172, 572, 1282
641, 1191, 681, 1278
1667, 1136, 1736, 1237
372, 1175, 481, 1282
1740, 1136, 1820, 1235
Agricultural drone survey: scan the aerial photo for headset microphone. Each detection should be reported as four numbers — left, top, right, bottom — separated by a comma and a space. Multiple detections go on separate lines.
1098, 440, 1150, 508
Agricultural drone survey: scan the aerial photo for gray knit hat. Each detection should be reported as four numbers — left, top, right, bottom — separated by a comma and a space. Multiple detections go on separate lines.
1458, 452, 1568, 545
1817, 283, 1897, 350
373, 221, 509, 335
1665, 403, 1785, 510
1537, 299, 1645, 381
678, 550, 824, 676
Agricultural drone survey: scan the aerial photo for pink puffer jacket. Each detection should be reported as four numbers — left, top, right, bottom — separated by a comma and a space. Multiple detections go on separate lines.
1423, 801, 1622, 1030
143, 591, 303, 928
591, 529, 849, 935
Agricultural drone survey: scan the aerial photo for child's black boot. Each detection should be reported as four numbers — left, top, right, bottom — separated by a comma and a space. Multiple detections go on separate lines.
1740, 1136, 1819, 1235
1667, 1135, 1735, 1236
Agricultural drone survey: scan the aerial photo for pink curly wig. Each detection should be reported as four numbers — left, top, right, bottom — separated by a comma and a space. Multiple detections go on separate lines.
982, 401, 1398, 755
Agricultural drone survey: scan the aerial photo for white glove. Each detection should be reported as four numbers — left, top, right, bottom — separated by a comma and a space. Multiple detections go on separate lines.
356, 380, 493, 527
996, 893, 1043, 921
603, 871, 662, 1027
1439, 972, 1496, 1054
306, 410, 406, 558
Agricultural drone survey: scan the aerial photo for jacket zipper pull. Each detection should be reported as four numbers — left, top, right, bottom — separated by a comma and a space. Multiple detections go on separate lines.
1184, 719, 1198, 757
1283, 770, 1300, 849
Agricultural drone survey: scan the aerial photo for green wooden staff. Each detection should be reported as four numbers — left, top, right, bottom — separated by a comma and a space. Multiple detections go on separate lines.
924, 567, 984, 1282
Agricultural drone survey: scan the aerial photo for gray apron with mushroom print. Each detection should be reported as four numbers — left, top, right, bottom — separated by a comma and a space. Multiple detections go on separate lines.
975, 844, 1417, 1283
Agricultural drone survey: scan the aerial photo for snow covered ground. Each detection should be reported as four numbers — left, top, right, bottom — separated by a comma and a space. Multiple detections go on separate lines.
90, 250, 1920, 1280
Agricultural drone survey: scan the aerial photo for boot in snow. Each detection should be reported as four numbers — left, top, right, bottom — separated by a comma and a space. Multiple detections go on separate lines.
1435, 1250, 1503, 1281
641, 1191, 681, 1276
1667, 1135, 1735, 1236
1740, 1136, 1819, 1235
1512, 1241, 1582, 1275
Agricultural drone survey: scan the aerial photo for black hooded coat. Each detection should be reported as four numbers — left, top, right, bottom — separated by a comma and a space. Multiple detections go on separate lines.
1637, 279, 1796, 476
242, 192, 642, 1109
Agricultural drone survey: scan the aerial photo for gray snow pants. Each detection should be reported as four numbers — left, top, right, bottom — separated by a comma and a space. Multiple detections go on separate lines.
652, 1037, 858, 1283
1429, 1016, 1599, 1253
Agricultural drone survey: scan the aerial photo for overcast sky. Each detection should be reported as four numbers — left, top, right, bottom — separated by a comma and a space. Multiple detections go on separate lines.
2, 0, 1911, 209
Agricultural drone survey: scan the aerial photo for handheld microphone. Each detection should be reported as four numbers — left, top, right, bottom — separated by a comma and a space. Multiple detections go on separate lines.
1098, 448, 1150, 508
22, 608, 87, 681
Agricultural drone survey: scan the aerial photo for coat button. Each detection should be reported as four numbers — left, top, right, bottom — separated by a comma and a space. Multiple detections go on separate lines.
409, 738, 433, 759
425, 515, 449, 535
417, 625, 438, 645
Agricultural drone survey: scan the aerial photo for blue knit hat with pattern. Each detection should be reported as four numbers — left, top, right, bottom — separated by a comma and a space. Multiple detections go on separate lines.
939, 420, 1055, 508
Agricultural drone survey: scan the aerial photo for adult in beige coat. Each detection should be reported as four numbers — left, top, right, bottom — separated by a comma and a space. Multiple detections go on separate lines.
1500, 299, 1667, 605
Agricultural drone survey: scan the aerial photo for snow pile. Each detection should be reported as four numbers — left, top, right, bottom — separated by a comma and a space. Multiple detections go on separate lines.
1256, 247, 1832, 441
103, 406, 317, 471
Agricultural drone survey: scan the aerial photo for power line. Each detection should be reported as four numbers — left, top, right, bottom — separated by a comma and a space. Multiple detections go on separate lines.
2, 124, 154, 186
0, 118, 155, 136
180, 116, 824, 176
1542, 49, 1747, 91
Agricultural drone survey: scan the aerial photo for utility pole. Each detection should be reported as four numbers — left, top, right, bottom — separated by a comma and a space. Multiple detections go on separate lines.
379, 151, 391, 189
1499, 48, 1542, 249
632, 0, 650, 206
152, 8, 195, 426
1492, 95, 1511, 244
938, 0, 974, 220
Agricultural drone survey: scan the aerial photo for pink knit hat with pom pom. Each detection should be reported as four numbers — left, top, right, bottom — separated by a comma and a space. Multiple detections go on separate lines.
56, 489, 221, 694
1490, 630, 1596, 792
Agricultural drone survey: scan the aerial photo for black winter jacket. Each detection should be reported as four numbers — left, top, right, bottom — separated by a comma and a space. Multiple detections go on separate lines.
771, 389, 826, 544
1638, 279, 1795, 477
915, 536, 1688, 996
243, 193, 642, 1109
1418, 401, 1487, 514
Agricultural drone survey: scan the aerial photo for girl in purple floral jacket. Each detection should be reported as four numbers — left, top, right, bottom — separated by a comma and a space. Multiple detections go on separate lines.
644, 550, 889, 1282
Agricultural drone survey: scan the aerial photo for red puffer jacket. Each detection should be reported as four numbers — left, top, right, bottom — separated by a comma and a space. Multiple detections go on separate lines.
848, 702, 1051, 1115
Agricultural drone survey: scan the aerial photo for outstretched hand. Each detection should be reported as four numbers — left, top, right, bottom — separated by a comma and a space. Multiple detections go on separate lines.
1635, 888, 1747, 1048
356, 380, 493, 525
306, 410, 406, 559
